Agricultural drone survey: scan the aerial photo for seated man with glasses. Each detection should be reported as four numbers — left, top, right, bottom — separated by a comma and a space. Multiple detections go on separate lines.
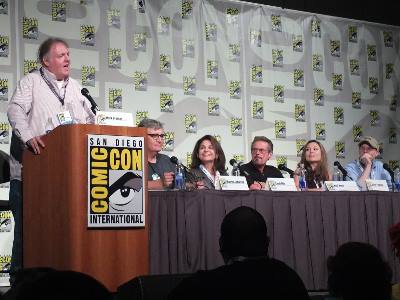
138, 118, 175, 190
239, 136, 283, 190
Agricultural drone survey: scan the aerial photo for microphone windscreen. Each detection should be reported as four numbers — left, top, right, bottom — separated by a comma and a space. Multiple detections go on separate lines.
229, 159, 237, 166
81, 88, 89, 96
170, 156, 178, 164
277, 164, 285, 170
333, 161, 340, 167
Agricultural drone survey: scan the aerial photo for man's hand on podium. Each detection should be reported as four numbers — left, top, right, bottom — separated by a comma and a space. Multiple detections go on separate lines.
27, 136, 45, 155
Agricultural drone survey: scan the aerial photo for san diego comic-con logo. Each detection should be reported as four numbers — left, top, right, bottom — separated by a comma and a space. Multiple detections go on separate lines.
0, 211, 12, 232
88, 135, 145, 228
0, 78, 8, 101
0, 35, 9, 57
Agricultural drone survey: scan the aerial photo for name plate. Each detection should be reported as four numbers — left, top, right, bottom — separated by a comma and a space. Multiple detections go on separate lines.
219, 176, 249, 190
325, 181, 360, 191
366, 179, 389, 191
95, 111, 134, 127
267, 178, 297, 191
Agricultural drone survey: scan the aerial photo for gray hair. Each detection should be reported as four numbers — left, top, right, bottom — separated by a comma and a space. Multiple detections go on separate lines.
137, 118, 163, 129
251, 136, 273, 153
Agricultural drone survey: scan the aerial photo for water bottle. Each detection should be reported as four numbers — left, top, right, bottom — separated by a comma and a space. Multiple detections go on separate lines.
333, 165, 343, 181
231, 167, 240, 176
175, 163, 185, 190
394, 168, 400, 192
299, 163, 307, 191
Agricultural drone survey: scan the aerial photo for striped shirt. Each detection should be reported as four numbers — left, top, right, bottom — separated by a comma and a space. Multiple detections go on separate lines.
7, 67, 95, 180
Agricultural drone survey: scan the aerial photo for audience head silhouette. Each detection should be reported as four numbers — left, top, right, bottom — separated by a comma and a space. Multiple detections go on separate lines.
219, 206, 269, 263
6, 269, 112, 300
327, 242, 392, 300
168, 206, 309, 300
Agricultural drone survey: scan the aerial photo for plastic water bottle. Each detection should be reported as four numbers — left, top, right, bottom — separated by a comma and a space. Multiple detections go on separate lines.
175, 163, 185, 190
299, 163, 307, 191
231, 167, 240, 176
394, 168, 400, 192
333, 165, 343, 181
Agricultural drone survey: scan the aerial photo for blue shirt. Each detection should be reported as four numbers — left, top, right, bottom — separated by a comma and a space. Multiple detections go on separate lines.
345, 159, 392, 190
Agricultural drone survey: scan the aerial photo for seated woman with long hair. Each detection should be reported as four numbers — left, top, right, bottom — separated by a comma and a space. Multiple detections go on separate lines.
294, 139, 331, 191
189, 135, 227, 189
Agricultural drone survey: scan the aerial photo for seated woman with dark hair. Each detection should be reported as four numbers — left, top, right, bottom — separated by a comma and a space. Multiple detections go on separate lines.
189, 135, 227, 189
294, 139, 331, 190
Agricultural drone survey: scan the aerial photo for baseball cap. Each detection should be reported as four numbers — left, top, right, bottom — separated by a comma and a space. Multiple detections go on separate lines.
358, 136, 380, 150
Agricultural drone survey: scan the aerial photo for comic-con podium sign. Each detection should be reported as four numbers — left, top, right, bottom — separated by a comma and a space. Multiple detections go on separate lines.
23, 124, 148, 291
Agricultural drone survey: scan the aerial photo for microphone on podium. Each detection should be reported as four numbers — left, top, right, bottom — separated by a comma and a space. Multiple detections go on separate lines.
81, 88, 99, 114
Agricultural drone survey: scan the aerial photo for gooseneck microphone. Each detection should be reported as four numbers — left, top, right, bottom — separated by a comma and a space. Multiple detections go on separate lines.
229, 159, 243, 176
170, 156, 197, 183
333, 161, 349, 180
81, 88, 99, 115
170, 156, 190, 172
277, 164, 294, 178
229, 159, 243, 168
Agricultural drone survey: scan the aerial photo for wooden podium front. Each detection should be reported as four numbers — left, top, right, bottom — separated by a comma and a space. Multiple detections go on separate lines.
22, 124, 148, 291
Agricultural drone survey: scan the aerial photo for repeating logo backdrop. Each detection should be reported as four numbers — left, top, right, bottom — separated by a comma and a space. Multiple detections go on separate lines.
0, 0, 399, 174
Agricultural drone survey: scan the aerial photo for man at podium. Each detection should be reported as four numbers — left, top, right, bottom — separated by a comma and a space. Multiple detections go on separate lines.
7, 37, 95, 284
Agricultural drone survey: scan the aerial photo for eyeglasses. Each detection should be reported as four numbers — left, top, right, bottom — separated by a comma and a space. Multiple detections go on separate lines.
251, 148, 270, 154
148, 133, 165, 140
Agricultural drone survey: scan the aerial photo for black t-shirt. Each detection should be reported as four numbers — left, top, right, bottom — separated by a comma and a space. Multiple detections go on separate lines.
148, 153, 176, 181
239, 161, 283, 186
168, 257, 310, 300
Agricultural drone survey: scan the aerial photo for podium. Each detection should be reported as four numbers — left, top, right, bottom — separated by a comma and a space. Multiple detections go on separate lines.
22, 124, 148, 291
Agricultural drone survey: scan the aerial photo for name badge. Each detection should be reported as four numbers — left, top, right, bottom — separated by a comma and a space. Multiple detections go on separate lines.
57, 111, 73, 125
267, 178, 297, 191
365, 179, 389, 191
325, 181, 360, 191
152, 173, 160, 180
219, 176, 249, 190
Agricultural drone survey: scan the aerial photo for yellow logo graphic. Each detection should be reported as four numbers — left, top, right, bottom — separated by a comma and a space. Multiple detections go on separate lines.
108, 48, 121, 68
230, 118, 242, 136
23, 60, 38, 75
208, 97, 220, 116
295, 104, 305, 122
160, 93, 174, 113
335, 141, 345, 158
315, 123, 326, 140
185, 114, 197, 133
81, 65, 95, 87
275, 120, 286, 138
80, 25, 95, 46
252, 100, 263, 119
22, 17, 38, 39
108, 88, 122, 109
52, 1, 66, 22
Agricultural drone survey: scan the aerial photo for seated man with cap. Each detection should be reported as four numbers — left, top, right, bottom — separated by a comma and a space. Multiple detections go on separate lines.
345, 136, 392, 190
